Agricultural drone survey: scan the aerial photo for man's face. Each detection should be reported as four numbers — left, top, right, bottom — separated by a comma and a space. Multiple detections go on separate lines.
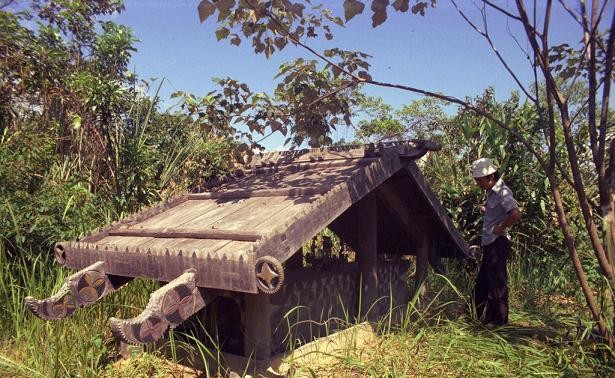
474, 175, 494, 190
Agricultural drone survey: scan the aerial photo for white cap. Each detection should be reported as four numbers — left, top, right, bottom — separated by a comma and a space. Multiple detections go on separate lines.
471, 158, 498, 178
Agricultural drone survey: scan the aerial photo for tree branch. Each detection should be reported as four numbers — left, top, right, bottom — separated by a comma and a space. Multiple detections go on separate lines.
451, 0, 536, 102
483, 0, 523, 21
597, 9, 615, 210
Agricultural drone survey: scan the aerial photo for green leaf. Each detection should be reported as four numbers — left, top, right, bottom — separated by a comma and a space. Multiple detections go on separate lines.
343, 0, 365, 22
197, 0, 215, 22
71, 115, 81, 130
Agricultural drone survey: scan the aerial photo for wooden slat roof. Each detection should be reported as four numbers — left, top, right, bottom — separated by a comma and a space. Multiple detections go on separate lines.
56, 140, 469, 293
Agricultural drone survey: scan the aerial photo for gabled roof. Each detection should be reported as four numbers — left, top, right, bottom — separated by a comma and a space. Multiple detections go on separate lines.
56, 140, 469, 293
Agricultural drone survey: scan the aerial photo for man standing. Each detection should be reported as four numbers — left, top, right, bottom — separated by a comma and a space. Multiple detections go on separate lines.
471, 158, 521, 327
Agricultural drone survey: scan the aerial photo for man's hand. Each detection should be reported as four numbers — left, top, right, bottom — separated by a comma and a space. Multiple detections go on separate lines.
493, 223, 507, 235
493, 208, 521, 235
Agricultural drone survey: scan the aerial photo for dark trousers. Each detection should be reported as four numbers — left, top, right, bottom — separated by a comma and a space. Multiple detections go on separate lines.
473, 236, 511, 325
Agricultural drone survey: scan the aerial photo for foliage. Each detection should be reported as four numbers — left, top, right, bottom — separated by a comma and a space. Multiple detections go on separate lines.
197, 0, 615, 343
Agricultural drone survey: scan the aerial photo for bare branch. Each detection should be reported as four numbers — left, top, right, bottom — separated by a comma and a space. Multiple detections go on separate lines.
557, 0, 584, 25
451, 0, 537, 102
361, 77, 548, 169
483, 0, 523, 21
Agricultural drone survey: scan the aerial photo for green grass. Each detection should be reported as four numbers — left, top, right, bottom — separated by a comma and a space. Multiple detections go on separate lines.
1, 242, 613, 377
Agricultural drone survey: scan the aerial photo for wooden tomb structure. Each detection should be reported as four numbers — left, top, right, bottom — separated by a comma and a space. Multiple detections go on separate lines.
26, 140, 469, 359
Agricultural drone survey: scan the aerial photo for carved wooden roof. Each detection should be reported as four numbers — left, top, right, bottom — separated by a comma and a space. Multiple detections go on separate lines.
55, 140, 469, 293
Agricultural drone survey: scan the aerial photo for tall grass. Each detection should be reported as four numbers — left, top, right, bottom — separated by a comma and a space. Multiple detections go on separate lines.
1, 239, 614, 377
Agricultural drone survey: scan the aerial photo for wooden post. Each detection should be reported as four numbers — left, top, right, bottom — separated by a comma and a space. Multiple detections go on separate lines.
357, 192, 378, 320
413, 236, 431, 307
243, 293, 272, 360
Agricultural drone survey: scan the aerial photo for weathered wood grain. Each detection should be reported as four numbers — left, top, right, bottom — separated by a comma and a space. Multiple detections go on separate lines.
108, 228, 262, 242
252, 149, 408, 263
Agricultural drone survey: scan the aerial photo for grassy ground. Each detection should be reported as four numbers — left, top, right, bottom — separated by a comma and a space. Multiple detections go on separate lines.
1, 243, 613, 377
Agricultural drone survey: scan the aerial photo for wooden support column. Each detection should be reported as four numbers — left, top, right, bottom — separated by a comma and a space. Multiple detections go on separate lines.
413, 236, 432, 306
357, 192, 378, 320
243, 293, 271, 360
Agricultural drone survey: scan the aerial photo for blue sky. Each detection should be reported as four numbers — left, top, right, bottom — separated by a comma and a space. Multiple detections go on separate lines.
113, 0, 603, 150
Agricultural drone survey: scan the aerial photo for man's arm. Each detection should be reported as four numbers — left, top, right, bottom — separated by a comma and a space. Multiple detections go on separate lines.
493, 208, 521, 235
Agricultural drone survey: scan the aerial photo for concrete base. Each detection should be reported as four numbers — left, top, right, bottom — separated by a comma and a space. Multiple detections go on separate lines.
154, 322, 377, 377
225, 321, 377, 377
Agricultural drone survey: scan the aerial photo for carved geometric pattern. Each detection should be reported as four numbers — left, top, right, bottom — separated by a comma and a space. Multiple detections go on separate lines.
255, 255, 285, 294
77, 271, 107, 304
109, 269, 208, 345
25, 261, 116, 320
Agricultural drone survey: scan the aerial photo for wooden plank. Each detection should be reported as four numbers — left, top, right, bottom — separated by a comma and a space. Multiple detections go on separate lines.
95, 236, 153, 249
108, 228, 262, 242
405, 162, 470, 257
187, 187, 331, 200
217, 164, 362, 192
129, 199, 225, 230
247, 157, 378, 175
80, 195, 189, 243
211, 196, 296, 232
179, 197, 270, 230
256, 199, 318, 235
94, 199, 234, 252
252, 150, 407, 262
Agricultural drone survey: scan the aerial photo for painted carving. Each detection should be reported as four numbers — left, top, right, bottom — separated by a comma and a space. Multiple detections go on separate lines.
25, 261, 118, 320
255, 256, 285, 294
110, 269, 208, 345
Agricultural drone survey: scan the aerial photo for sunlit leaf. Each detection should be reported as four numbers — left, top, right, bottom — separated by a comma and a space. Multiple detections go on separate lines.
71, 115, 81, 130
274, 37, 287, 50
392, 0, 409, 12
215, 27, 230, 40
215, 0, 235, 21
343, 0, 365, 22
371, 0, 389, 27
197, 0, 215, 22
411, 2, 428, 15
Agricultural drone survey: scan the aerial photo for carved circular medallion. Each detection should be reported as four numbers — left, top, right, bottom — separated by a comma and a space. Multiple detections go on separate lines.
51, 293, 76, 318
76, 270, 106, 304
161, 284, 195, 324
137, 315, 166, 343
255, 256, 284, 294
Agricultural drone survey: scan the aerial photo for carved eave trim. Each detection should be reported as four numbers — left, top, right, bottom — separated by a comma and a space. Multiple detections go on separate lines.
58, 241, 258, 293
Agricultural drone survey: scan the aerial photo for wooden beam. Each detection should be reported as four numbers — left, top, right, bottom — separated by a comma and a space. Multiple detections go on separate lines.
244, 293, 272, 359
108, 228, 262, 242
250, 139, 440, 168
247, 158, 379, 175
405, 162, 470, 258
357, 192, 378, 320
413, 236, 431, 307
188, 187, 332, 200
375, 180, 425, 244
